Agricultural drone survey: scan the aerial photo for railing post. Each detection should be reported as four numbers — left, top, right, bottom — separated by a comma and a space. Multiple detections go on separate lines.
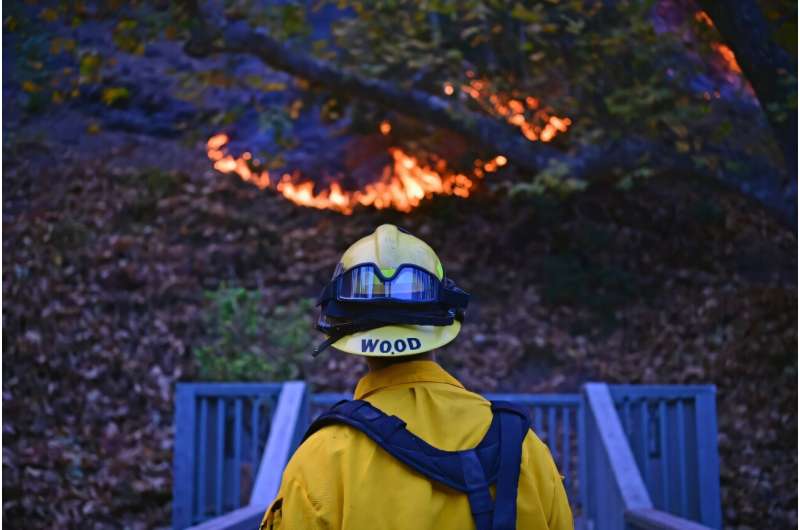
693, 387, 722, 529
249, 381, 309, 506
173, 384, 197, 529
583, 383, 653, 530
578, 397, 588, 517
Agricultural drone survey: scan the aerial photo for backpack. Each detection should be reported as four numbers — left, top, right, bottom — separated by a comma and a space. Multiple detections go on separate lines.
303, 399, 531, 530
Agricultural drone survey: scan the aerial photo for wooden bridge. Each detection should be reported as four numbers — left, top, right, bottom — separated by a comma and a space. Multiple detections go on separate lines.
171, 382, 722, 530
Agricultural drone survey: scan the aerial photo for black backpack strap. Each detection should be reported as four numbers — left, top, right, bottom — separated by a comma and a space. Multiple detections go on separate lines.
303, 399, 530, 530
489, 401, 531, 530
304, 400, 495, 493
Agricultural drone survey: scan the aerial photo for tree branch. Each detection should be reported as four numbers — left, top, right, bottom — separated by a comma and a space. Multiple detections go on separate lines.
183, 15, 795, 225
188, 21, 568, 173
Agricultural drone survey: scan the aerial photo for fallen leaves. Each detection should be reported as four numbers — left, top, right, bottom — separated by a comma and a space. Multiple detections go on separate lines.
2, 143, 796, 529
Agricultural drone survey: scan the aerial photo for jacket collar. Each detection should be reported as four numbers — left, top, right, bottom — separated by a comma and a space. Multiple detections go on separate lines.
354, 360, 464, 399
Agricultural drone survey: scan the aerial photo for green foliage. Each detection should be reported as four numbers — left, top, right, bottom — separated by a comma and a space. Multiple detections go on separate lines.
510, 161, 587, 197
304, 0, 780, 194
101, 86, 131, 107
9, 0, 789, 200
194, 286, 313, 382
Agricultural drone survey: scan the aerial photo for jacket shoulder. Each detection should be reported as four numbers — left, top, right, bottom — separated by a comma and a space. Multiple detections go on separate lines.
284, 423, 364, 478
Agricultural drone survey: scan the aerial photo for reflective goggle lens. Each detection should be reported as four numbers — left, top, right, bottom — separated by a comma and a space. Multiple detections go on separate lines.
337, 265, 439, 302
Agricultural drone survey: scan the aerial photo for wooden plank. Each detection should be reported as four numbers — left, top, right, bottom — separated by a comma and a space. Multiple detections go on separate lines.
172, 385, 197, 530
185, 503, 266, 530
185, 383, 283, 397
251, 397, 260, 473
249, 381, 308, 505
659, 400, 670, 511
561, 406, 570, 491
533, 407, 543, 435
312, 392, 583, 407
486, 393, 582, 406
310, 392, 350, 406
215, 399, 225, 515
623, 399, 632, 437
675, 400, 688, 518
233, 398, 243, 509
577, 399, 588, 513
693, 389, 723, 529
625, 508, 715, 530
583, 383, 652, 511
197, 398, 209, 523
609, 385, 717, 401
639, 399, 650, 487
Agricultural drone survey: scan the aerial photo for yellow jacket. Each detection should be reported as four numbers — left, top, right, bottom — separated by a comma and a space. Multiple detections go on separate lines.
261, 361, 573, 530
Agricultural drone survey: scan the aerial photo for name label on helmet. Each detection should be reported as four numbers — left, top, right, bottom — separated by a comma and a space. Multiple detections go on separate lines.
361, 337, 422, 354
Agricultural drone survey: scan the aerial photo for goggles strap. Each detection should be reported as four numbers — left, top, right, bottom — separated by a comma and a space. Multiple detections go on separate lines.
313, 304, 460, 357
439, 280, 470, 309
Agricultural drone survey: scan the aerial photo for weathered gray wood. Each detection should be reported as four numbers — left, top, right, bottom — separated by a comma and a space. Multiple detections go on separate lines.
585, 383, 652, 511
249, 381, 308, 505
184, 504, 264, 530
693, 389, 722, 528
182, 383, 283, 397
173, 385, 198, 529
625, 508, 715, 530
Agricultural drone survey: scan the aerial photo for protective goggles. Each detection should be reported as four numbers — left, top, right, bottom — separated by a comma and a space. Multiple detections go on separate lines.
318, 263, 469, 307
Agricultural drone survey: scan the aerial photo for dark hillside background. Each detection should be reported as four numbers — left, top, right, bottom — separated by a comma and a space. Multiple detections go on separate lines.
3, 1, 797, 528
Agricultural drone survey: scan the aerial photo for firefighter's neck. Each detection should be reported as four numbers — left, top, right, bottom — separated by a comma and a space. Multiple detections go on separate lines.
366, 351, 436, 372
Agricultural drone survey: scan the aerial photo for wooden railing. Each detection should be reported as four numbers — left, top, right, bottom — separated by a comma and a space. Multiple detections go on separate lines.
583, 383, 720, 530
173, 382, 308, 530
610, 386, 722, 527
172, 382, 722, 530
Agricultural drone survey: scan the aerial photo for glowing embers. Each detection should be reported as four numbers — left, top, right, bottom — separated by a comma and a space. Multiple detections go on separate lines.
694, 11, 745, 77
206, 134, 480, 215
710, 42, 742, 74
447, 76, 572, 143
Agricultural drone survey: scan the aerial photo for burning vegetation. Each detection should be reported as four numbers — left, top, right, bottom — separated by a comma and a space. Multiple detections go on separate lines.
207, 78, 571, 214
204, 9, 751, 217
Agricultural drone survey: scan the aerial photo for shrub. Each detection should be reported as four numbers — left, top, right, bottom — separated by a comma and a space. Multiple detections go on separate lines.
194, 285, 314, 381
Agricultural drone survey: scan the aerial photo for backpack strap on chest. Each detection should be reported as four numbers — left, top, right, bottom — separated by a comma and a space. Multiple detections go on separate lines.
304, 399, 531, 530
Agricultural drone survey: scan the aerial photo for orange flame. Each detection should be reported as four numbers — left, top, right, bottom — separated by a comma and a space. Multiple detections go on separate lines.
207, 134, 483, 215
459, 78, 571, 142
710, 43, 742, 74
695, 11, 744, 76
694, 11, 713, 27
207, 75, 573, 214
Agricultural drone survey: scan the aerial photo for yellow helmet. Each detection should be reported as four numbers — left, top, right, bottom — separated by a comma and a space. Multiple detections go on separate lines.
314, 224, 470, 357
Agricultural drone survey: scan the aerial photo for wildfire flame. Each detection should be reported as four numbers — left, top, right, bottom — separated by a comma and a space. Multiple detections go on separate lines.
453, 76, 572, 142
695, 11, 744, 75
206, 133, 507, 215
207, 76, 572, 214
710, 42, 742, 74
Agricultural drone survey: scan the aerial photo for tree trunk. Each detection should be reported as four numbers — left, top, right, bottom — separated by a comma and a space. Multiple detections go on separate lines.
699, 0, 797, 179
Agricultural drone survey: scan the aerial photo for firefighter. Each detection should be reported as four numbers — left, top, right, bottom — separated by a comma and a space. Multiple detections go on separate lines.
260, 224, 573, 530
